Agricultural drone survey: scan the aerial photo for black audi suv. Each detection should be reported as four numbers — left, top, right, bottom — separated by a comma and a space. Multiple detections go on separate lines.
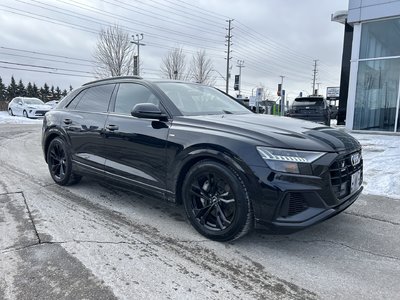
287, 96, 331, 126
42, 76, 363, 241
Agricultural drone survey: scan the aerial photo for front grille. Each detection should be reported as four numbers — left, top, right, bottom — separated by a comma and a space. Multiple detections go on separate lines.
35, 110, 47, 116
330, 151, 363, 199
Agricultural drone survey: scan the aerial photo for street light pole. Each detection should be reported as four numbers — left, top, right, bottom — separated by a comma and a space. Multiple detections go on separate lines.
280, 75, 285, 115
131, 34, 145, 76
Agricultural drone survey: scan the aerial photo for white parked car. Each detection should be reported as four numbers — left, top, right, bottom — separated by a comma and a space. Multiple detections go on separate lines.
8, 97, 52, 118
46, 100, 60, 109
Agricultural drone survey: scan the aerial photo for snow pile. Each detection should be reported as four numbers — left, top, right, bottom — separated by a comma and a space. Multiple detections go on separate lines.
351, 132, 400, 199
0, 111, 43, 124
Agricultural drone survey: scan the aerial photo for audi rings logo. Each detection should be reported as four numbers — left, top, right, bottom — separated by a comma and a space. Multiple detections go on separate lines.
351, 152, 361, 166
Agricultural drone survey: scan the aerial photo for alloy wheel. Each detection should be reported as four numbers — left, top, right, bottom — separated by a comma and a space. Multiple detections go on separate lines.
189, 171, 236, 231
49, 142, 67, 180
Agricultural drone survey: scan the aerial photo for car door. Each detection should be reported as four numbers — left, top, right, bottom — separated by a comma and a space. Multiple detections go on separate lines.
61, 83, 116, 171
103, 83, 170, 193
15, 98, 23, 115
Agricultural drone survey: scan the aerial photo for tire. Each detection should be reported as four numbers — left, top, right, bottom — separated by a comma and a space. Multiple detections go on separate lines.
8, 108, 14, 116
23, 110, 29, 118
325, 117, 331, 126
47, 137, 82, 186
182, 160, 253, 241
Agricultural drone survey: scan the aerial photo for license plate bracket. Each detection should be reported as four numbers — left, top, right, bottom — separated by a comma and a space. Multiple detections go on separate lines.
350, 170, 361, 193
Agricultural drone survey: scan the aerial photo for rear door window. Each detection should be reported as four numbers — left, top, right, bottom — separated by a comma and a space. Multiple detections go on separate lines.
75, 84, 115, 113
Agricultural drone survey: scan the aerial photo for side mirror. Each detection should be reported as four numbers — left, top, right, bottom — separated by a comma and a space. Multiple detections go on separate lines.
131, 103, 168, 121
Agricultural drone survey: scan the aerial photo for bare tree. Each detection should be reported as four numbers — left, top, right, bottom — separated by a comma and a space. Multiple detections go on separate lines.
190, 50, 216, 85
93, 25, 134, 78
160, 47, 188, 80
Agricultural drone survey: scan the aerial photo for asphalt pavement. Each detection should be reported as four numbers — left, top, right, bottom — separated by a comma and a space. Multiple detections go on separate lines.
0, 124, 399, 299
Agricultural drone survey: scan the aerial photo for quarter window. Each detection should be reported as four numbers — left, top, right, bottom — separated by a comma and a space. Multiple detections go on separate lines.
75, 84, 115, 112
114, 83, 159, 114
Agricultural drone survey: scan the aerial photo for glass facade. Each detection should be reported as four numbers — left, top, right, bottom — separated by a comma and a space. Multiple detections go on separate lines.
354, 17, 400, 132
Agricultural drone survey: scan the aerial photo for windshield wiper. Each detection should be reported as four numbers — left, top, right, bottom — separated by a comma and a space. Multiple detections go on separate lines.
222, 110, 233, 114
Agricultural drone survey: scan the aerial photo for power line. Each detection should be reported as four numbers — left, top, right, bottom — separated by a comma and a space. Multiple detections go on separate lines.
0, 60, 93, 74
0, 65, 94, 78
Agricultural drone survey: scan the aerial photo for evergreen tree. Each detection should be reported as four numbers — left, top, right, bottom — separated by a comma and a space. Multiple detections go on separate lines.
26, 82, 34, 97
7, 76, 18, 101
62, 89, 68, 97
0, 76, 6, 101
42, 83, 50, 101
69, 84, 73, 91
50, 85, 55, 99
17, 79, 26, 97
55, 86, 61, 99
32, 83, 39, 98
39, 87, 45, 100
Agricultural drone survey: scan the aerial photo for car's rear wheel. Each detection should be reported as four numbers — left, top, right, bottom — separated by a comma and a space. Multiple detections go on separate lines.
47, 137, 82, 186
8, 108, 14, 116
182, 160, 253, 241
23, 110, 29, 118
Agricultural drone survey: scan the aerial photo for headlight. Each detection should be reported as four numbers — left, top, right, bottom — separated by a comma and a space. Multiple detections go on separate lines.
256, 147, 325, 174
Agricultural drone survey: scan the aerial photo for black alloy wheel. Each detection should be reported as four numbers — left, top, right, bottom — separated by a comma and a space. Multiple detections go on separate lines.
183, 160, 253, 241
23, 110, 28, 118
8, 109, 13, 116
47, 137, 81, 186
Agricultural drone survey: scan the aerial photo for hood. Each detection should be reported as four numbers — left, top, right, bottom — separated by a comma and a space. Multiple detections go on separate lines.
175, 114, 361, 153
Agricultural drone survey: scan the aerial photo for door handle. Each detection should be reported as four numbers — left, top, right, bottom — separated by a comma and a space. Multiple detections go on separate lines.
63, 118, 72, 125
106, 124, 119, 131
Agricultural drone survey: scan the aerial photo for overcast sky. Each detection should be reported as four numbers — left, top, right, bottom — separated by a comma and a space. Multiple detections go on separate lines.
0, 0, 348, 101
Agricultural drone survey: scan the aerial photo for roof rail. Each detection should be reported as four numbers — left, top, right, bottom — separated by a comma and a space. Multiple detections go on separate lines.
82, 75, 142, 86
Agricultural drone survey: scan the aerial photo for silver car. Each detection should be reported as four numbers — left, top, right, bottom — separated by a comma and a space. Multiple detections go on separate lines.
8, 97, 52, 118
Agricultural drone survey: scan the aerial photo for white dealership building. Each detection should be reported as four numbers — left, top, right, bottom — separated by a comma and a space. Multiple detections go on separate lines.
339, 0, 400, 132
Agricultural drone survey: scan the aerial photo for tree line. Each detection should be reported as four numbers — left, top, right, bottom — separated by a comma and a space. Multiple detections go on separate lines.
0, 75, 72, 103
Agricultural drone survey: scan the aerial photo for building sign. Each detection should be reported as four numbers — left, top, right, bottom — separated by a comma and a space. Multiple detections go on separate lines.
326, 87, 340, 100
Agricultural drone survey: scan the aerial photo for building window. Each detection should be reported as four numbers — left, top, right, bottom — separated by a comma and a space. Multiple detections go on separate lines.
354, 17, 400, 132
360, 18, 400, 59
354, 59, 400, 131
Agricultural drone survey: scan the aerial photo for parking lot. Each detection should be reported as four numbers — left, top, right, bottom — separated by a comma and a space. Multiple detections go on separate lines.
1, 123, 399, 299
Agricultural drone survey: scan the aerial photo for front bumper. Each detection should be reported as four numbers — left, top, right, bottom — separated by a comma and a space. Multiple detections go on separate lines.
247, 150, 363, 233
27, 109, 49, 118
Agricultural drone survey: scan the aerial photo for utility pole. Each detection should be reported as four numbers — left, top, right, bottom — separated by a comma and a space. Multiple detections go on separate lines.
131, 34, 145, 76
280, 75, 285, 116
316, 82, 322, 95
236, 60, 244, 96
312, 59, 318, 95
225, 19, 233, 94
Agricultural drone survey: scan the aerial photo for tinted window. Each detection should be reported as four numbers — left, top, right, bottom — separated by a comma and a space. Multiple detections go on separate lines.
293, 98, 324, 107
156, 82, 250, 116
66, 90, 86, 110
75, 84, 115, 112
114, 83, 159, 114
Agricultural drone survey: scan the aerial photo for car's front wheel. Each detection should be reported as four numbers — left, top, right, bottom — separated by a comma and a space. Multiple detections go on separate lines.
47, 137, 82, 186
182, 160, 253, 241
23, 110, 29, 118
8, 108, 14, 116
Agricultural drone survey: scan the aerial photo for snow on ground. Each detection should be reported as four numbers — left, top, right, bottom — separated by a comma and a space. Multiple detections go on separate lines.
0, 111, 43, 124
0, 110, 398, 198
350, 132, 400, 199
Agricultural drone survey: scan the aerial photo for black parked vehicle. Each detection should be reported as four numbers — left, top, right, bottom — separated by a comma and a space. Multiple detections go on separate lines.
42, 76, 363, 241
287, 96, 331, 126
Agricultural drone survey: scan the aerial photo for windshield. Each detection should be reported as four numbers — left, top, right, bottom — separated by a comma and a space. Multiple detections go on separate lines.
293, 98, 324, 107
156, 82, 251, 116
24, 98, 44, 105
